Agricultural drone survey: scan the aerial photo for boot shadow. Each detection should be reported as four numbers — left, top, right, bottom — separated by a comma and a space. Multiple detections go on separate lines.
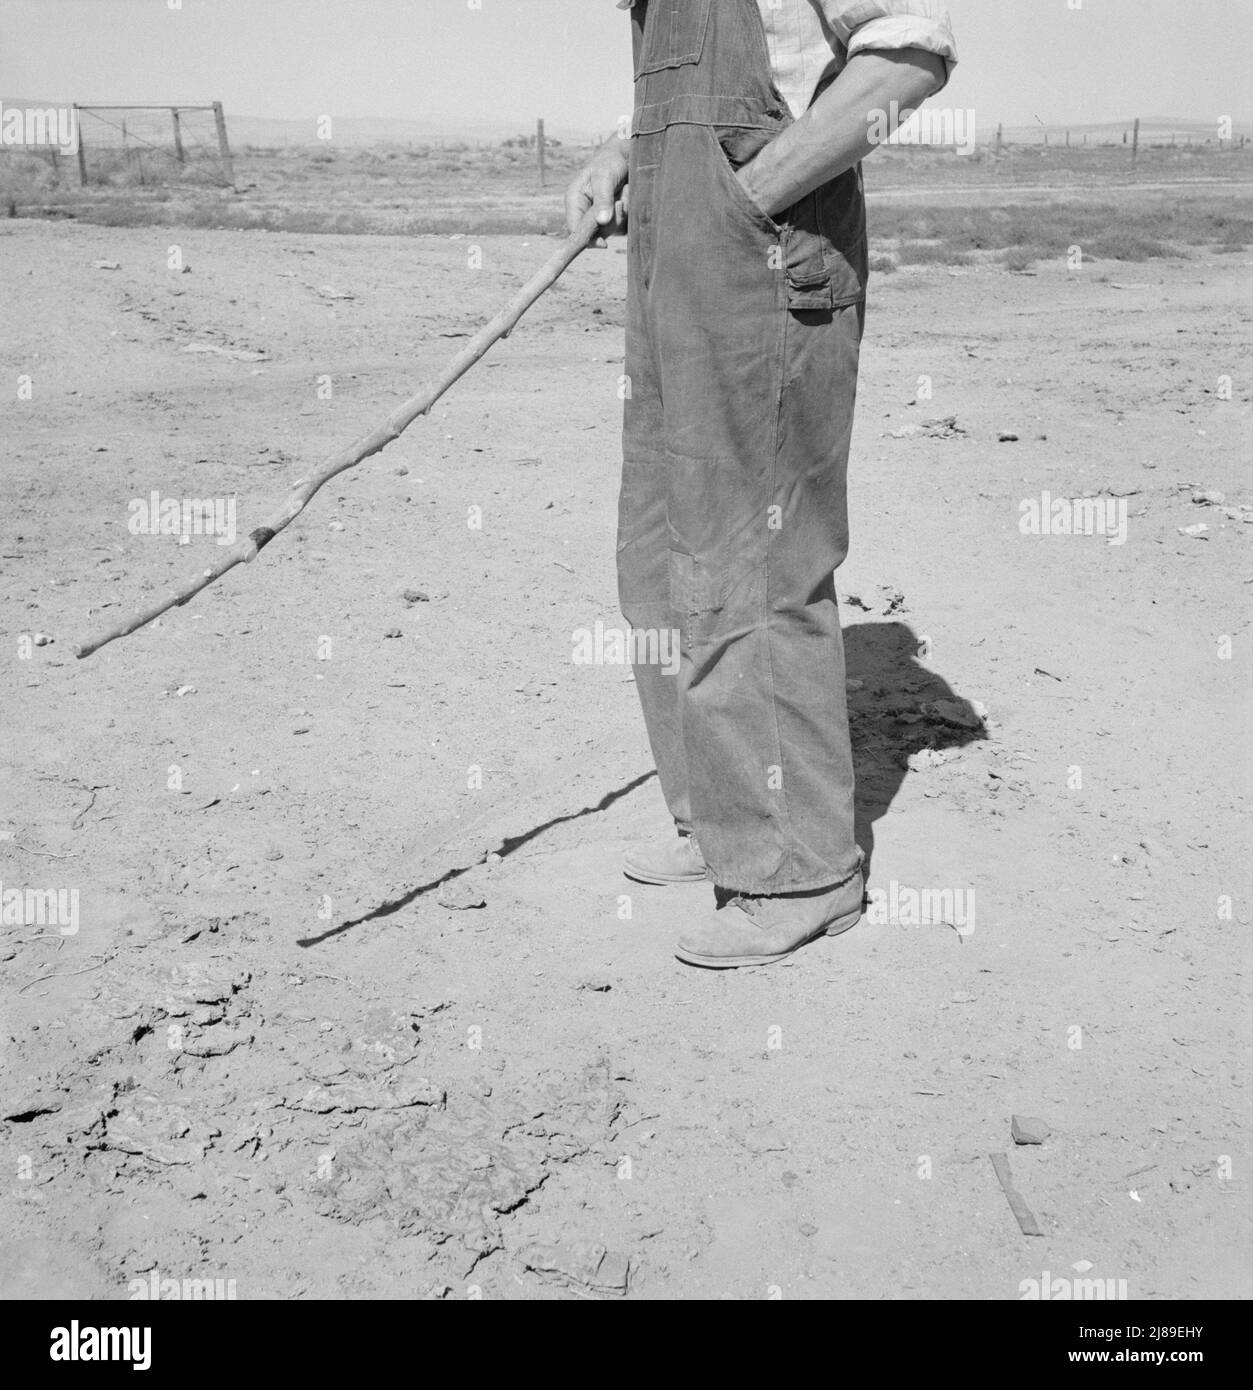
844, 619, 987, 882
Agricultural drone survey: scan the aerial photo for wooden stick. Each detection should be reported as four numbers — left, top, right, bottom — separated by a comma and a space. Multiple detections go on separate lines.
76, 210, 604, 659
989, 1152, 1045, 1237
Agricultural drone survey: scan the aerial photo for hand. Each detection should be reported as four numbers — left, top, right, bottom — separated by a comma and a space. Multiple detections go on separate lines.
565, 137, 630, 240
735, 155, 779, 222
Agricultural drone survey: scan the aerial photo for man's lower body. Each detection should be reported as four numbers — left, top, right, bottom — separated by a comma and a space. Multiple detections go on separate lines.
618, 121, 866, 967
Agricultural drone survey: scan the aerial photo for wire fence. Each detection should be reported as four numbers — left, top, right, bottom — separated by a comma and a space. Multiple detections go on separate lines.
66, 105, 235, 188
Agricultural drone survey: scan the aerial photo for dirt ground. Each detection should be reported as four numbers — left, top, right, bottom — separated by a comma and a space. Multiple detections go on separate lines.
1, 210, 1249, 1300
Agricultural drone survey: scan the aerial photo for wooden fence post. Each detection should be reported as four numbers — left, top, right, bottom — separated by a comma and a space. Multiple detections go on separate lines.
212, 101, 236, 190
72, 103, 88, 185
537, 117, 546, 188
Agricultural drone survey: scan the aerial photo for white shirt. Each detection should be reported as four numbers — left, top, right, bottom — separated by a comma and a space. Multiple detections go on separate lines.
619, 0, 958, 117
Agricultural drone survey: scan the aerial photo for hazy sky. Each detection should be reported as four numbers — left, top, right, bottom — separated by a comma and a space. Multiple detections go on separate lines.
2, 0, 1250, 136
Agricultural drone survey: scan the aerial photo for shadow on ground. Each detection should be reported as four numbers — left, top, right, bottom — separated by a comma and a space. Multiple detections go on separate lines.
845, 619, 986, 880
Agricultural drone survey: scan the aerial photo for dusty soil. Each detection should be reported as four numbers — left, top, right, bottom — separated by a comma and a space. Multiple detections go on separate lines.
1, 215, 1249, 1300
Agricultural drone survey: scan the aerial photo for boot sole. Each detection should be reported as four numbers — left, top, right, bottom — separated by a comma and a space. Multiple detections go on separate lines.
674, 907, 861, 969
622, 863, 709, 886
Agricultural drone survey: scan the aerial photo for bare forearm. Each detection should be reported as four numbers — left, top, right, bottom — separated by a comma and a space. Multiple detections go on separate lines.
739, 49, 947, 217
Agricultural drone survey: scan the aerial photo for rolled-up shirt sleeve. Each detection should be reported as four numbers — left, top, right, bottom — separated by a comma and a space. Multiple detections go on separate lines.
825, 2, 958, 88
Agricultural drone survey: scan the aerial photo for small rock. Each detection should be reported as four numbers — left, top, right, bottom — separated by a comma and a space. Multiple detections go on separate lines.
33, 632, 53, 647
522, 1242, 630, 1296
395, 466, 409, 476
181, 1025, 250, 1058
743, 1124, 788, 1154
383, 627, 402, 639
923, 698, 986, 728
908, 746, 959, 771
328, 520, 344, 532
437, 877, 487, 911
401, 588, 429, 605
1177, 523, 1209, 538
1011, 1114, 1050, 1145
1191, 490, 1225, 505
169, 1165, 212, 1199
93, 259, 121, 270
798, 1222, 818, 1237
289, 1075, 443, 1113
997, 431, 1020, 442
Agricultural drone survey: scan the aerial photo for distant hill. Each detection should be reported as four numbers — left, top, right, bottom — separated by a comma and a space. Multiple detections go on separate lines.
224, 112, 610, 148
997, 117, 1251, 142
1, 99, 606, 148
6, 97, 1244, 150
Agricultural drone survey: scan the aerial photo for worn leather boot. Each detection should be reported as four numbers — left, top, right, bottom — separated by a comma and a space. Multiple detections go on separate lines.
623, 833, 707, 885
675, 867, 865, 968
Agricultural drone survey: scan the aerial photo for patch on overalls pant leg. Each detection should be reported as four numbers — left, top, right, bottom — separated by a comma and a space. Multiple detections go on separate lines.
667, 548, 725, 651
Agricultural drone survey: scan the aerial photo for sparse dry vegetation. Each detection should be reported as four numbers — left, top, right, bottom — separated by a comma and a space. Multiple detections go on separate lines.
1, 140, 1250, 268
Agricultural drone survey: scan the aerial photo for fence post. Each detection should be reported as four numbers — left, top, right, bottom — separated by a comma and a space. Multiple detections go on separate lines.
72, 103, 88, 186
537, 117, 546, 188
212, 100, 236, 190
996, 123, 1003, 152
1132, 116, 1140, 163
171, 108, 186, 163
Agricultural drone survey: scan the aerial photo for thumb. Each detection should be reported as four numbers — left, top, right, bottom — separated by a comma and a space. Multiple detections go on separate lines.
591, 170, 619, 225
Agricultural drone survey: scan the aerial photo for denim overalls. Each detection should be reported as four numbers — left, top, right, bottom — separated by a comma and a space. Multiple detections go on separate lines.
618, 0, 867, 894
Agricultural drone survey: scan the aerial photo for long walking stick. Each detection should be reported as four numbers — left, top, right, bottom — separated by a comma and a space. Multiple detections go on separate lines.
76, 210, 604, 659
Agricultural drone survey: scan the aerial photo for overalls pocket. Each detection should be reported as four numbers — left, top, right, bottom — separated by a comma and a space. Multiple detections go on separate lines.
635, 0, 714, 77
712, 128, 784, 239
711, 128, 836, 311
815, 165, 869, 306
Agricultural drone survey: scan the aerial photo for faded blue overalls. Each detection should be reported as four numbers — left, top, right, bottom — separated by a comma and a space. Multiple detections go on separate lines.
618, 0, 867, 894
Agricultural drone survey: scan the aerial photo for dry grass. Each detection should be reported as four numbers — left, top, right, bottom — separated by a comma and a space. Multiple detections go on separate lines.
876, 195, 1252, 269
3, 142, 1250, 269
